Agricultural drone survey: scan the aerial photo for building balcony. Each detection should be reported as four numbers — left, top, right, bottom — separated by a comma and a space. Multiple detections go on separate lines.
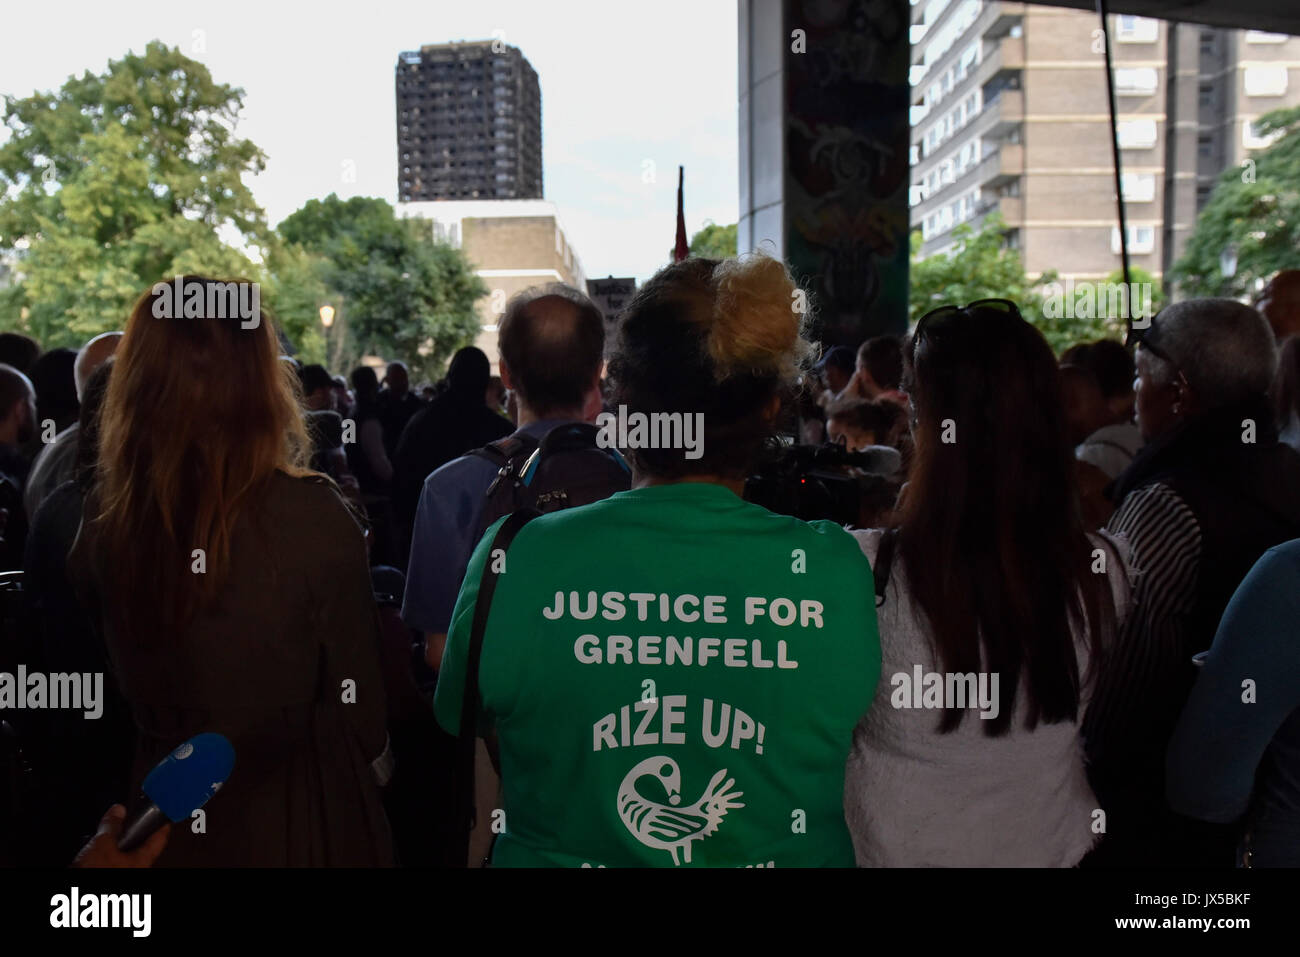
974, 143, 1023, 188
912, 2, 1026, 70
972, 88, 1024, 140
913, 12, 1025, 110
975, 194, 1023, 225
975, 36, 1024, 89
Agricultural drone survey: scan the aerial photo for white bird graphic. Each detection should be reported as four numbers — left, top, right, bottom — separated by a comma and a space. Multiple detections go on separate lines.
616, 756, 745, 865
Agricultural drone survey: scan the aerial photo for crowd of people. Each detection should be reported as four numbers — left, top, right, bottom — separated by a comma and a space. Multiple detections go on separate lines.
1, 260, 1299, 868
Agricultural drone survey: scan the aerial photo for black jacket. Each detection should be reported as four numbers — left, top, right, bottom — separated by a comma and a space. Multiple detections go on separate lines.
1088, 398, 1300, 866
390, 391, 512, 547
1111, 398, 1300, 660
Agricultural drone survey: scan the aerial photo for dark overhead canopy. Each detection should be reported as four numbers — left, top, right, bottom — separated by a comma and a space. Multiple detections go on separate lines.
1031, 0, 1300, 37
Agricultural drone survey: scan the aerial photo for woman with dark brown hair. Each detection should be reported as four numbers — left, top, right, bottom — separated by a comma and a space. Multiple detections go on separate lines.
70, 276, 393, 866
845, 299, 1130, 866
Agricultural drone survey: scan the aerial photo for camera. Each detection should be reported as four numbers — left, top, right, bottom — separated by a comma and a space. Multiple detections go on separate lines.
744, 441, 901, 527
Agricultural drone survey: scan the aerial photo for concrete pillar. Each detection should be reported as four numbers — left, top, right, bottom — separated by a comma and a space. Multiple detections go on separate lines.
739, 0, 912, 346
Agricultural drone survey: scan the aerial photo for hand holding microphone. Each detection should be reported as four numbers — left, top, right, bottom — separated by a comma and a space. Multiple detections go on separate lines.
117, 732, 236, 854
73, 804, 170, 868
70, 733, 236, 865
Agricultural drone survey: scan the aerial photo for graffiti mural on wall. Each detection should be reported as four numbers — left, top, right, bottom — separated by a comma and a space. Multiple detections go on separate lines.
785, 0, 911, 347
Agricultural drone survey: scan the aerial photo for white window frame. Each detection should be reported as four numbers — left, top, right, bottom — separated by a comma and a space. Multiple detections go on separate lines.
1114, 68, 1159, 96
1243, 118, 1284, 150
1120, 172, 1156, 202
1117, 119, 1158, 149
1112, 225, 1155, 254
1115, 15, 1159, 43
1244, 65, 1289, 97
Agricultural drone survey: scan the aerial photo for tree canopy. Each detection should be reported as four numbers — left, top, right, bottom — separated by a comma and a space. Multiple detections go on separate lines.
276, 194, 485, 379
1172, 106, 1300, 298
909, 215, 1141, 353
670, 221, 738, 262
0, 41, 268, 348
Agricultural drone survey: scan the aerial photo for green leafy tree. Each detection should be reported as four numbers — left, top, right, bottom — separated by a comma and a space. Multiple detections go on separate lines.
1103, 265, 1166, 314
0, 41, 270, 348
910, 213, 1103, 351
691, 221, 737, 258
669, 221, 738, 262
910, 214, 1044, 317
1172, 106, 1300, 297
276, 194, 485, 378
261, 243, 328, 366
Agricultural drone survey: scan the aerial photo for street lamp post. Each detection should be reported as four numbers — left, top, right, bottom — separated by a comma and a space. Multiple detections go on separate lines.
319, 303, 339, 370
1220, 246, 1239, 281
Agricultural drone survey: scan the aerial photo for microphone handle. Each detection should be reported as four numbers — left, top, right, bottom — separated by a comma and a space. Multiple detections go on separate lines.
117, 803, 169, 853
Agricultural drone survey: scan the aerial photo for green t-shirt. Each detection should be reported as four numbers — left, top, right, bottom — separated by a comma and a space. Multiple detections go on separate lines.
434, 482, 881, 867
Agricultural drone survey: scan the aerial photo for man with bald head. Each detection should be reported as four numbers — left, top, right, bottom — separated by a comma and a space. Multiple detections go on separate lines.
0, 362, 38, 566
397, 285, 608, 865
1255, 270, 1300, 340
402, 285, 607, 662
23, 331, 121, 518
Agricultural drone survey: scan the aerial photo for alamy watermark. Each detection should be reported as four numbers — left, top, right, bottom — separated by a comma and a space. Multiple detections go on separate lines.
50, 887, 151, 937
890, 666, 1000, 721
0, 666, 103, 719
1041, 279, 1153, 329
596, 404, 704, 460
150, 276, 261, 329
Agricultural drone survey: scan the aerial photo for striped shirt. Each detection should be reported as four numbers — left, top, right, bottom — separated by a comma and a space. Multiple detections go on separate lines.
1084, 482, 1201, 782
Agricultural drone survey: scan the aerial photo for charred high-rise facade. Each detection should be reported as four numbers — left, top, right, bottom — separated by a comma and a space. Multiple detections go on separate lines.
396, 40, 543, 202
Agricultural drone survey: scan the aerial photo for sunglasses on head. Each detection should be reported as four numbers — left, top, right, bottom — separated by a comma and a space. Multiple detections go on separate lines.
1135, 311, 1174, 364
915, 299, 1022, 343
1135, 312, 1191, 393
1138, 308, 1180, 361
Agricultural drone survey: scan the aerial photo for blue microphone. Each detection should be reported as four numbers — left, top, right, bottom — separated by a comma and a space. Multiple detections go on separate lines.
117, 733, 236, 852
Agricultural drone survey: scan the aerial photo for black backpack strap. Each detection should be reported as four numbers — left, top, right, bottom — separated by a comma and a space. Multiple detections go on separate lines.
520, 422, 631, 487
473, 433, 541, 501
457, 506, 541, 840
874, 528, 898, 607
470, 433, 535, 469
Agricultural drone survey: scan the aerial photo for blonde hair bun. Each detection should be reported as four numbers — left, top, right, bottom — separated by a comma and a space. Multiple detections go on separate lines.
707, 252, 812, 381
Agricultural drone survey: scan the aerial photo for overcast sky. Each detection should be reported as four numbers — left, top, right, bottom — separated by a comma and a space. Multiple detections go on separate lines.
0, 0, 740, 284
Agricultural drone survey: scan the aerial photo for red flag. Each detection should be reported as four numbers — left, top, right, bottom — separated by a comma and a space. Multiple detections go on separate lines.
674, 166, 688, 262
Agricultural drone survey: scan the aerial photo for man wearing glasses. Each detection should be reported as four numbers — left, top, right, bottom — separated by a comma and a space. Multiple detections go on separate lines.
1082, 299, 1300, 867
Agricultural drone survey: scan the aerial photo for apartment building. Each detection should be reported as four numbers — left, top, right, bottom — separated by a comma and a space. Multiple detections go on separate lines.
397, 199, 585, 369
909, 1, 1300, 283
396, 40, 543, 203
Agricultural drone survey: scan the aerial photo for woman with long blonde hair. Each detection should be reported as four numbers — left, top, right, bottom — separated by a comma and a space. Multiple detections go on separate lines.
70, 276, 393, 866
